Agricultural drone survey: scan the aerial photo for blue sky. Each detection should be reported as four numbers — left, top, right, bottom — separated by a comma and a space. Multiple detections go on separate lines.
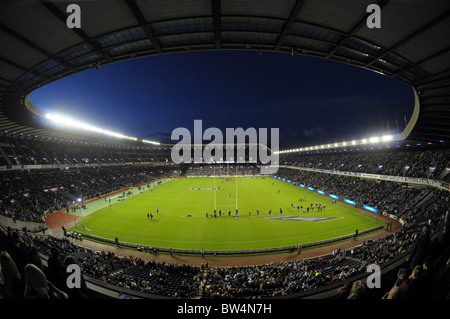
29, 50, 414, 148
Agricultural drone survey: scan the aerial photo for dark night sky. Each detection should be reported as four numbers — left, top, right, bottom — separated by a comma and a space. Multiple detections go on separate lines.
29, 50, 414, 149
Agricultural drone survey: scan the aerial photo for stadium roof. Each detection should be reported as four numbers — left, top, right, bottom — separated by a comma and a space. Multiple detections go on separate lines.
0, 0, 449, 146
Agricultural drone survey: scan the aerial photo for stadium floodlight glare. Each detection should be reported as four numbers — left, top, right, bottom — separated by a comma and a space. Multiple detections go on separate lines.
142, 139, 161, 145
274, 133, 401, 155
45, 113, 136, 140
45, 113, 159, 144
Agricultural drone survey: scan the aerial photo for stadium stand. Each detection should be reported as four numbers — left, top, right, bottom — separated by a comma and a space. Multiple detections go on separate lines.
280, 145, 450, 181
1, 194, 448, 299
1, 138, 450, 299
1, 0, 449, 303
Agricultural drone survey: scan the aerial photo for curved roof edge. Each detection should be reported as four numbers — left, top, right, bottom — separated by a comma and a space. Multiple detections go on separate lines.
0, 1, 448, 146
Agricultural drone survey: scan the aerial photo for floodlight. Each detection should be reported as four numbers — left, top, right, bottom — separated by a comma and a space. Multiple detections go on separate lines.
143, 139, 161, 145
45, 112, 156, 144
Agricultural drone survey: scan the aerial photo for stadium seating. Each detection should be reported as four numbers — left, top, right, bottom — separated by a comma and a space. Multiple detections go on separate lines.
280, 144, 450, 181
1, 135, 450, 299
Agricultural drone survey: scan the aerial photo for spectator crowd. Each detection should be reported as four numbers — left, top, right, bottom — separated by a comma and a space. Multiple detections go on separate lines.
1, 136, 450, 299
1, 186, 448, 299
0, 165, 180, 223
279, 146, 450, 182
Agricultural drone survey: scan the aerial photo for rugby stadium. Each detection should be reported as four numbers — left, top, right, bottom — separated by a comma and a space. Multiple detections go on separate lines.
0, 0, 450, 308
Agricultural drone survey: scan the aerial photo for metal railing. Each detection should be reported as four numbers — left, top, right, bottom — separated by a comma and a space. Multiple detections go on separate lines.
72, 225, 384, 256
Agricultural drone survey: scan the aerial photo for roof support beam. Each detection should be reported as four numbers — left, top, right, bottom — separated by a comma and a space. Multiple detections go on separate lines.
212, 0, 221, 49
39, 0, 111, 62
391, 46, 450, 81
416, 68, 450, 86
365, 10, 450, 68
0, 23, 76, 74
275, 0, 306, 51
0, 76, 11, 84
326, 0, 389, 59
415, 46, 450, 68
124, 0, 162, 53
0, 55, 48, 81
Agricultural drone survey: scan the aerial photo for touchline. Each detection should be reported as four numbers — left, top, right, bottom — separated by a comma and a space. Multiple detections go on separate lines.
171, 119, 279, 174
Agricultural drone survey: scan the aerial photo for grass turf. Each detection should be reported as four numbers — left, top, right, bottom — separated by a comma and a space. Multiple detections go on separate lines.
70, 176, 384, 251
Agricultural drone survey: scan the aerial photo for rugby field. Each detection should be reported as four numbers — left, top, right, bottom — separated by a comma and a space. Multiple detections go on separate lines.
70, 176, 384, 251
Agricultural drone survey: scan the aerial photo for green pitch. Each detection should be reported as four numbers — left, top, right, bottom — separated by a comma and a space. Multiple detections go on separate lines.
70, 176, 384, 251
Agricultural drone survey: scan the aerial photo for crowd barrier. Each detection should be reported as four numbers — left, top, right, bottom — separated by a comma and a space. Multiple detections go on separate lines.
72, 225, 384, 256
